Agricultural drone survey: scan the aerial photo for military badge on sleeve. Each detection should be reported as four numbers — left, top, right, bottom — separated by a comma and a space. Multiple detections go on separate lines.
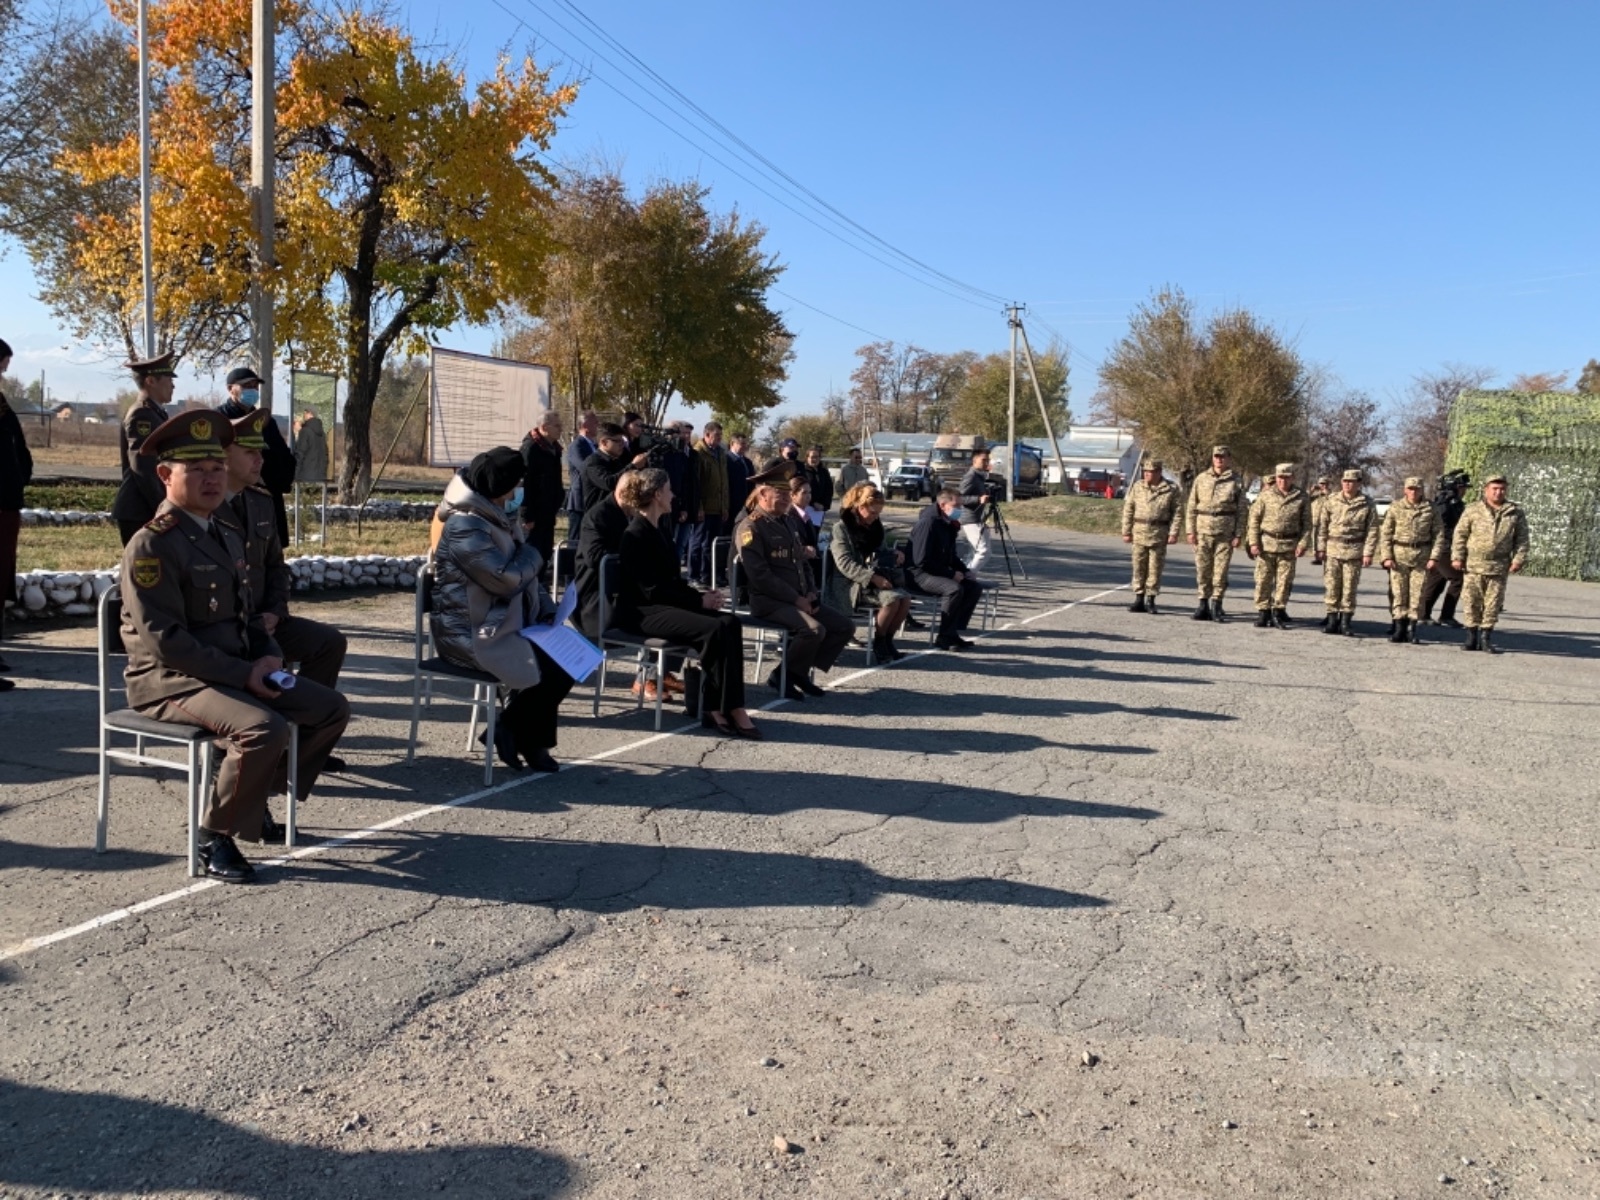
740, 528, 755, 547
132, 557, 162, 588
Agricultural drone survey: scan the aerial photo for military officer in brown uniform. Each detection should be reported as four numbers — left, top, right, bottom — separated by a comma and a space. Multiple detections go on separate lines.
1120, 458, 1179, 613
1450, 472, 1530, 654
1245, 462, 1311, 628
736, 464, 852, 701
219, 409, 350, 755
119, 410, 350, 882
112, 352, 177, 545
1314, 468, 1380, 635
1377, 475, 1447, 644
1184, 444, 1247, 621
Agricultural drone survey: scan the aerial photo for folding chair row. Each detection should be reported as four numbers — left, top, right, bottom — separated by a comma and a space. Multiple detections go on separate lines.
595, 553, 704, 730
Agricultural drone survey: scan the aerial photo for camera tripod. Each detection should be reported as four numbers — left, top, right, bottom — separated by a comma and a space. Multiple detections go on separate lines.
980, 496, 1027, 585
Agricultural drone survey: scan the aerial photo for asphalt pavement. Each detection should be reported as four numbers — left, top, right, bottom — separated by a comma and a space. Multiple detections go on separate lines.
1, 526, 1597, 1199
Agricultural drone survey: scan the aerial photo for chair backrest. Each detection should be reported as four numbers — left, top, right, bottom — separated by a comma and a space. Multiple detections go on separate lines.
818, 531, 833, 594
710, 536, 731, 591
598, 553, 620, 635
97, 583, 123, 724
551, 539, 576, 602
414, 563, 434, 665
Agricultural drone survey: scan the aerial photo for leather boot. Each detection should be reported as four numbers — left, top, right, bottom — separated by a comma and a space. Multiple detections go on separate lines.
1145, 596, 1158, 615
1480, 628, 1499, 654
1339, 612, 1353, 636
1272, 607, 1293, 629
1210, 599, 1227, 623
1254, 610, 1271, 627
1406, 618, 1420, 644
1439, 594, 1463, 629
1192, 600, 1211, 621
1385, 620, 1396, 639
1322, 610, 1338, 634
1388, 619, 1403, 643
1129, 594, 1147, 613
1463, 628, 1479, 651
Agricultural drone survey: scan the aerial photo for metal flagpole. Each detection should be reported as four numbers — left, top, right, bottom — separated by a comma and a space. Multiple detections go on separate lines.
251, 0, 276, 411
137, 0, 155, 356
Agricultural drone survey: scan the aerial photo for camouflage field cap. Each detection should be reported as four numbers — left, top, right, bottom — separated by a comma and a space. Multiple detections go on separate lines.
227, 408, 270, 450
1403, 476, 1424, 489
1484, 472, 1508, 486
1211, 444, 1232, 457
139, 409, 233, 462
1316, 475, 1330, 486
1340, 469, 1362, 482
1143, 458, 1163, 471
1274, 462, 1296, 477
125, 350, 178, 379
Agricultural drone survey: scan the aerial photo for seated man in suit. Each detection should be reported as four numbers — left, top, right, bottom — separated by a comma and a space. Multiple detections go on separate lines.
908, 490, 984, 651
218, 407, 350, 771
120, 411, 350, 882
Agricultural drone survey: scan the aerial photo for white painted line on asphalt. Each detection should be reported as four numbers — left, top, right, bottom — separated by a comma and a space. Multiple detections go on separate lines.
0, 581, 1127, 965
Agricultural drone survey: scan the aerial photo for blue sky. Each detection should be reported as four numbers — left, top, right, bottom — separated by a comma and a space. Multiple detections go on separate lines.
4, 0, 1597, 422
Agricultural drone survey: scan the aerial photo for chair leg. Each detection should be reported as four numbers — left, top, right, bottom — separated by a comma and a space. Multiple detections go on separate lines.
95, 725, 112, 854
754, 637, 766, 682
186, 741, 201, 878
466, 682, 483, 752
593, 650, 607, 717
483, 691, 497, 787
286, 724, 299, 850
653, 649, 666, 731
407, 665, 423, 765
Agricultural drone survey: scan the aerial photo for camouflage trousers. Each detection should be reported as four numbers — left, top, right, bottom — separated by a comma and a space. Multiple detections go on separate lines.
1462, 572, 1509, 629
1193, 536, 1234, 599
1252, 551, 1297, 609
1131, 542, 1168, 595
1387, 558, 1428, 620
1323, 557, 1363, 613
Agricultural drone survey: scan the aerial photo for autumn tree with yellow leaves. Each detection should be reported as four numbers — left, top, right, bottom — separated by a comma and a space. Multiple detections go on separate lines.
26, 0, 576, 497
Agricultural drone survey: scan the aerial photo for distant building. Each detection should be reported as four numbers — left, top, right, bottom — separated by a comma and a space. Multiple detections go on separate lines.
50, 403, 75, 420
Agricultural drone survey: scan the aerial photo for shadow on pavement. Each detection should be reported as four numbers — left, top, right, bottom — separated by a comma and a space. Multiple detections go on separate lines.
0, 1080, 573, 1199
0, 838, 173, 874
853, 685, 1234, 724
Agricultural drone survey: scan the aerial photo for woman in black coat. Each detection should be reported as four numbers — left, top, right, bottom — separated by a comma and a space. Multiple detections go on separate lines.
0, 337, 31, 688
614, 469, 759, 739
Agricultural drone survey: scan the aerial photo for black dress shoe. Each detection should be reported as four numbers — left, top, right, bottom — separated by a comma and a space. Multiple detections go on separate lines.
903, 614, 926, 631
258, 809, 285, 845
526, 749, 561, 773
765, 670, 805, 701
798, 680, 827, 697
933, 637, 965, 651
198, 834, 255, 883
323, 754, 347, 773
478, 724, 525, 770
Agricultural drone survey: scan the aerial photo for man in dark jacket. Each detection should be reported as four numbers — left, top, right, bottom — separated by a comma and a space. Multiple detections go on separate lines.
573, 479, 634, 640
662, 422, 700, 569
111, 351, 177, 545
801, 445, 834, 514
0, 336, 30, 686
518, 409, 566, 564
220, 366, 295, 545
689, 422, 730, 586
563, 409, 599, 539
579, 423, 648, 513
1419, 471, 1469, 627
908, 490, 982, 650
726, 433, 754, 517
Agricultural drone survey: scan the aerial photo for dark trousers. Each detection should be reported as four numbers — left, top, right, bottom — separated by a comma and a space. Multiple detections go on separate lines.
750, 595, 855, 676
632, 604, 747, 715
117, 518, 144, 547
565, 509, 583, 541
674, 518, 694, 567
528, 518, 557, 569
502, 646, 575, 752
912, 571, 982, 637
1419, 562, 1463, 619
273, 614, 348, 690
688, 515, 724, 583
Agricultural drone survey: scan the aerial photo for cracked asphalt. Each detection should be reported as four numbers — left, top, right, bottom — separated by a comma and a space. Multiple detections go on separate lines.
1, 525, 1597, 1199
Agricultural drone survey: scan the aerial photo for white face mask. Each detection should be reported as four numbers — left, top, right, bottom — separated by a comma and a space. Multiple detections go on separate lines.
504, 486, 524, 515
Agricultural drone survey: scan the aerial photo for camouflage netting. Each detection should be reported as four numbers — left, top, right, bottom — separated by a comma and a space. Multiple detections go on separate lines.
1446, 390, 1600, 581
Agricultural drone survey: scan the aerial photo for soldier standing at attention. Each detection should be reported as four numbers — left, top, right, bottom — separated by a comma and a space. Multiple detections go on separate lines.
1184, 444, 1247, 622
1314, 469, 1380, 635
1308, 477, 1330, 544
111, 352, 177, 545
1418, 470, 1469, 628
218, 410, 350, 768
1245, 463, 1311, 628
1377, 476, 1447, 644
120, 411, 349, 880
1120, 459, 1179, 613
1450, 473, 1530, 654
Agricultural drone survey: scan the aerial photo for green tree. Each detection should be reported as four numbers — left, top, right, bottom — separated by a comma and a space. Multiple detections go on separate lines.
1099, 287, 1310, 479
1387, 363, 1495, 486
1574, 359, 1600, 394
951, 344, 1070, 441
1304, 387, 1386, 483
766, 411, 853, 459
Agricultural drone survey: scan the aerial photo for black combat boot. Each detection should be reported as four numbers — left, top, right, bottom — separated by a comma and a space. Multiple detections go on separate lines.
1406, 618, 1420, 644
1129, 594, 1147, 613
1192, 600, 1211, 621
1145, 596, 1158, 615
1210, 599, 1227, 623
1272, 607, 1293, 629
1254, 610, 1271, 627
1438, 594, 1463, 629
1388, 619, 1404, 643
1463, 627, 1479, 651
1322, 610, 1338, 634
1339, 612, 1354, 636
1480, 628, 1499, 654
1385, 620, 1397, 639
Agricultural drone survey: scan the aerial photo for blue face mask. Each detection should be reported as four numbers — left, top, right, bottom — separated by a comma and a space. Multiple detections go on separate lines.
504, 486, 524, 515
238, 388, 260, 409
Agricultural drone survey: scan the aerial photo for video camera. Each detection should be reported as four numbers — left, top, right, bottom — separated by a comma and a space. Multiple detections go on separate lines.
629, 423, 679, 469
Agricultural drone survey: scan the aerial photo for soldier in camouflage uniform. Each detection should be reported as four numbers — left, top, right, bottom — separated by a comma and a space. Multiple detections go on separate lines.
1450, 473, 1530, 654
1184, 444, 1247, 622
1314, 469, 1379, 636
1376, 475, 1447, 644
1120, 458, 1179, 613
1245, 463, 1311, 628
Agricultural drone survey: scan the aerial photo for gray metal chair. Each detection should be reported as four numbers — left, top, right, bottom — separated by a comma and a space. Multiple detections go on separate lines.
594, 554, 703, 730
405, 564, 501, 786
712, 535, 791, 689
95, 584, 299, 876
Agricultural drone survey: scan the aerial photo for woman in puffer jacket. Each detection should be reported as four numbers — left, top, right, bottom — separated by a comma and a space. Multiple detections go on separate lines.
430, 447, 572, 772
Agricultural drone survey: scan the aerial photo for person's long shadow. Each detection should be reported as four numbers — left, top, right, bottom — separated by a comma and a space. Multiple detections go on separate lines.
0, 838, 171, 874
277, 833, 1113, 915
940, 656, 1211, 687
988, 642, 1264, 671
1493, 629, 1600, 659
0, 1079, 572, 1198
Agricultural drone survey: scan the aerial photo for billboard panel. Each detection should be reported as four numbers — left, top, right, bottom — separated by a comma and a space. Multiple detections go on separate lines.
428, 347, 551, 468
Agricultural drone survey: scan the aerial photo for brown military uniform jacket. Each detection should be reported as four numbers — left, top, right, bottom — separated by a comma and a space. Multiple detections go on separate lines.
736, 509, 811, 605
111, 398, 170, 524
1377, 498, 1446, 566
219, 484, 292, 624
1246, 486, 1312, 554
1121, 479, 1180, 546
1185, 468, 1247, 540
1451, 499, 1530, 577
120, 500, 258, 709
1316, 492, 1380, 561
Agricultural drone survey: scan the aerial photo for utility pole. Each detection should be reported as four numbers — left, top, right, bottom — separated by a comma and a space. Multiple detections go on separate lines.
1006, 304, 1021, 502
251, 0, 276, 412
1016, 319, 1072, 495
136, 0, 155, 357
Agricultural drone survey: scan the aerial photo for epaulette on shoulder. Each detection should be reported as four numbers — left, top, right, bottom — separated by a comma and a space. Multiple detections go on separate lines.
246, 483, 272, 496
145, 511, 179, 535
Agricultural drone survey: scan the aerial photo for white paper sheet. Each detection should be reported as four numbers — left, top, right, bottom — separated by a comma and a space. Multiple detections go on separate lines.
520, 583, 602, 682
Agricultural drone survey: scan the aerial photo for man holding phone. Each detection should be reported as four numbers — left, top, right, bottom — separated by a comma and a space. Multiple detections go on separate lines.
119, 411, 349, 882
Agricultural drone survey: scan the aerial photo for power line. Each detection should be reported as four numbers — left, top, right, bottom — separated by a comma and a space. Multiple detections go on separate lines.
770, 288, 897, 343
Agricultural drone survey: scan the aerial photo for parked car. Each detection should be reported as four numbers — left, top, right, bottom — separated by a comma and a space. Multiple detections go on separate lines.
884, 464, 937, 501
